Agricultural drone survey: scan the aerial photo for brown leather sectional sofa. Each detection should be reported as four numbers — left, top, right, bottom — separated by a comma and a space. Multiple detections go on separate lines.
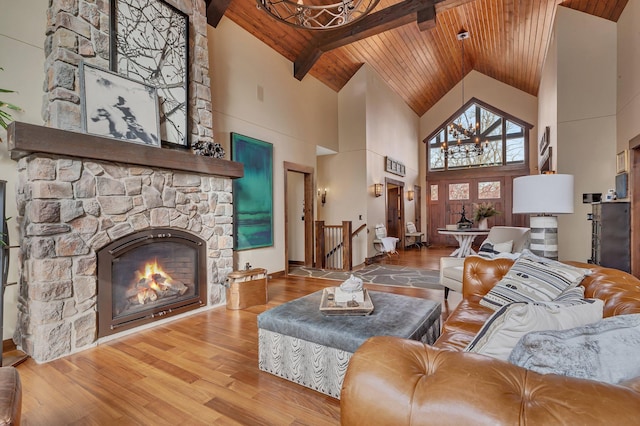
341, 257, 640, 425
0, 367, 21, 425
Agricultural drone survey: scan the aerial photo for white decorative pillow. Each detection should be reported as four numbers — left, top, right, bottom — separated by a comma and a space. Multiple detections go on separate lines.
478, 240, 513, 257
509, 314, 640, 384
465, 297, 603, 361
479, 250, 592, 311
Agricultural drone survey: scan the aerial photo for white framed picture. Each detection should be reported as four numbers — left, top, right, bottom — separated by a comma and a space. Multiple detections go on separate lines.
617, 150, 628, 174
80, 62, 161, 147
111, 0, 189, 148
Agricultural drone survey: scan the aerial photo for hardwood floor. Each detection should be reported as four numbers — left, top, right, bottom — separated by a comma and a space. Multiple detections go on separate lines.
17, 247, 459, 425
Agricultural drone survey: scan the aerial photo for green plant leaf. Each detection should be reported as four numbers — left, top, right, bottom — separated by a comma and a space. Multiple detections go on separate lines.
0, 101, 21, 110
0, 67, 22, 129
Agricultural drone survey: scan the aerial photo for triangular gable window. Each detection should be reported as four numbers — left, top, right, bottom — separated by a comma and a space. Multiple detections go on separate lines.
425, 98, 532, 172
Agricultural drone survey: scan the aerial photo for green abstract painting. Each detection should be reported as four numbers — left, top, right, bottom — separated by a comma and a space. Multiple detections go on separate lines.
231, 133, 274, 250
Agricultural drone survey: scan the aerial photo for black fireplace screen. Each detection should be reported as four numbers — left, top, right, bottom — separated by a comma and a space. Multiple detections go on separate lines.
98, 229, 206, 337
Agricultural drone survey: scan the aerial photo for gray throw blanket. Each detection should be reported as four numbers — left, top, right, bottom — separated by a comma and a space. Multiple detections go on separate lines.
509, 313, 640, 384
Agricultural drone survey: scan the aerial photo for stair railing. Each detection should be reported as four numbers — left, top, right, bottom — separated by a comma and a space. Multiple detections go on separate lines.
315, 221, 353, 271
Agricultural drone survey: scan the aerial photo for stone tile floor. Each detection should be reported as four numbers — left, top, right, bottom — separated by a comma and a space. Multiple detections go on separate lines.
288, 264, 442, 290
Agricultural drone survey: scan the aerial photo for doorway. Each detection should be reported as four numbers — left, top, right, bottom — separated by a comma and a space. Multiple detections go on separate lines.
413, 184, 422, 234
385, 177, 405, 245
284, 162, 314, 274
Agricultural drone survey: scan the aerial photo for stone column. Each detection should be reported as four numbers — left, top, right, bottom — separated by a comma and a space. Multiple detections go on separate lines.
43, 0, 214, 147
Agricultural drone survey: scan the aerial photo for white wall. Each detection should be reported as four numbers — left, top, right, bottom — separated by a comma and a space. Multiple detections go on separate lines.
331, 69, 368, 264
365, 65, 420, 238
617, 0, 640, 152
538, 32, 558, 171
0, 0, 47, 340
317, 64, 421, 262
554, 6, 617, 263
208, 18, 339, 273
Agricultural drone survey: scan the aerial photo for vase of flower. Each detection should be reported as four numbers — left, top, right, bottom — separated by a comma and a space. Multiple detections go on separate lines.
473, 202, 499, 229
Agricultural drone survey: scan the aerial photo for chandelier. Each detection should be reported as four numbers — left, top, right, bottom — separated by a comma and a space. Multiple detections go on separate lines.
441, 29, 487, 160
256, 0, 380, 30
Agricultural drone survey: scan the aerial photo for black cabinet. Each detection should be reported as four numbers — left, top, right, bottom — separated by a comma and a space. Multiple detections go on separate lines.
590, 202, 630, 272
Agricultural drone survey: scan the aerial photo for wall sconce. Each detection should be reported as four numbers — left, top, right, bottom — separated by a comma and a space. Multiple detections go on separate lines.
318, 188, 327, 206
374, 183, 384, 197
407, 189, 415, 201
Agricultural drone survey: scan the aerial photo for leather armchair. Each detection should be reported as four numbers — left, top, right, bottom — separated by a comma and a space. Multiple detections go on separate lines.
342, 257, 640, 425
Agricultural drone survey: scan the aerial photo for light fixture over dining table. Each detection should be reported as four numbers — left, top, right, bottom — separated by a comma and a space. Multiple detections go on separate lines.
441, 29, 489, 160
256, 0, 380, 30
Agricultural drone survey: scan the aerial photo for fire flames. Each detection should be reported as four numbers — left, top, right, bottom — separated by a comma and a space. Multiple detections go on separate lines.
129, 260, 188, 305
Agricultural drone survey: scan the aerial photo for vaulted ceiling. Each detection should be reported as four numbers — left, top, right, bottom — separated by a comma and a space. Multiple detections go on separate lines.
206, 0, 628, 116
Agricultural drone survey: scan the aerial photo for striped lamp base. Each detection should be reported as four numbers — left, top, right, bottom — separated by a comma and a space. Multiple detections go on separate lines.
529, 215, 559, 260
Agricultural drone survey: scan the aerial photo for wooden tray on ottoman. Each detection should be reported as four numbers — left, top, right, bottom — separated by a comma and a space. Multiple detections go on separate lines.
319, 287, 374, 316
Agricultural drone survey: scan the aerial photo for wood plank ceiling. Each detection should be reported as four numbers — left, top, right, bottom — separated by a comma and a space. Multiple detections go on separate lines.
209, 0, 628, 116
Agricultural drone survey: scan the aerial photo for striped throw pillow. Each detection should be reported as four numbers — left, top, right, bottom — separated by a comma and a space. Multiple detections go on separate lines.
480, 251, 591, 311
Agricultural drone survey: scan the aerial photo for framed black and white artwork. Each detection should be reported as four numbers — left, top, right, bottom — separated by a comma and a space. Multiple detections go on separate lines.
111, 0, 189, 148
385, 156, 406, 177
80, 62, 161, 147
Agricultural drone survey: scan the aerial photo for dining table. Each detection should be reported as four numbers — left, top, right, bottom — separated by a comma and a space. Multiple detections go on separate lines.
437, 228, 490, 258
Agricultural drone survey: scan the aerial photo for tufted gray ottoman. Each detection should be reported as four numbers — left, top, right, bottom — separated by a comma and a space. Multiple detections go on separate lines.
257, 289, 441, 398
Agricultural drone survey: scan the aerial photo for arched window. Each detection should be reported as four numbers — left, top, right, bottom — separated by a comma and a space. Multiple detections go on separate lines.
426, 98, 532, 172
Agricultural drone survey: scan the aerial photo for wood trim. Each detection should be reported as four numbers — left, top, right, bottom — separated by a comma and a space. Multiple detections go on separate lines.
385, 177, 405, 246
423, 98, 532, 175
629, 135, 640, 277
342, 221, 353, 271
423, 97, 534, 143
414, 184, 422, 235
7, 122, 244, 178
427, 164, 529, 180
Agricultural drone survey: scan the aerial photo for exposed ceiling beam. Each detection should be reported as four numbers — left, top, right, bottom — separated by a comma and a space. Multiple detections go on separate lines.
294, 0, 446, 81
417, 5, 437, 32
205, 0, 231, 28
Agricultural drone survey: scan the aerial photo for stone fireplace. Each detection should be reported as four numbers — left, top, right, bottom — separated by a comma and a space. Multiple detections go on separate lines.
9, 124, 243, 362
5, 0, 241, 363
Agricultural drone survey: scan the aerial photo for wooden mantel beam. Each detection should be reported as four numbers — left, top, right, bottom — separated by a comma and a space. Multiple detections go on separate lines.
294, 0, 477, 81
7, 122, 244, 179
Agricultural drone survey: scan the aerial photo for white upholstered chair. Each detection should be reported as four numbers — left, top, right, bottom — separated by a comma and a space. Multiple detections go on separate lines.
439, 226, 530, 299
373, 224, 399, 256
405, 222, 424, 249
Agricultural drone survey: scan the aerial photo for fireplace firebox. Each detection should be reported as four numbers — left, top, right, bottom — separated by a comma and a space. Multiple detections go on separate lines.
97, 228, 207, 337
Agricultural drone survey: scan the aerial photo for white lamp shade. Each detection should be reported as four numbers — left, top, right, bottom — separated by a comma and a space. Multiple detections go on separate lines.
513, 174, 574, 214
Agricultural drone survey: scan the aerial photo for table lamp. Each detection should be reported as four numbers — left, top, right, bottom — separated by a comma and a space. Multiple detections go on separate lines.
512, 174, 574, 260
